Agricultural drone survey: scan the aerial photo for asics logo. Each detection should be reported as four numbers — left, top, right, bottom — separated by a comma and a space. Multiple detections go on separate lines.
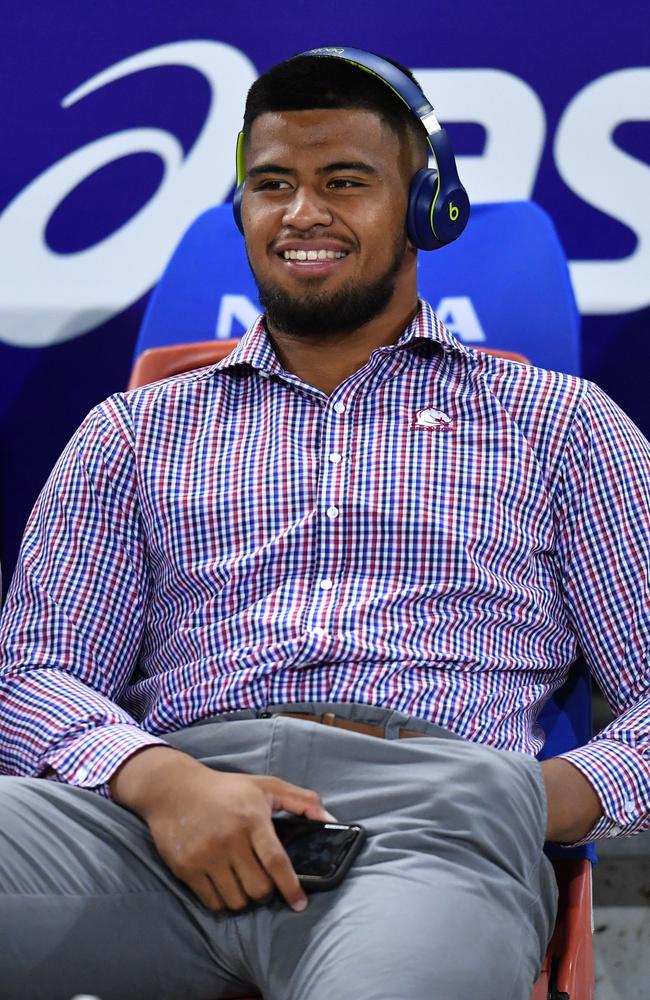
1, 48, 648, 348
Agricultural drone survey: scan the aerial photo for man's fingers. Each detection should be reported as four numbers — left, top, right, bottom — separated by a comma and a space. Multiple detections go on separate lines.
185, 873, 225, 912
260, 776, 337, 823
231, 847, 276, 905
208, 862, 250, 911
251, 823, 308, 912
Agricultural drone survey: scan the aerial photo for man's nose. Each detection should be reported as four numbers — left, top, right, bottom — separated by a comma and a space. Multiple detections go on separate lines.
282, 187, 332, 230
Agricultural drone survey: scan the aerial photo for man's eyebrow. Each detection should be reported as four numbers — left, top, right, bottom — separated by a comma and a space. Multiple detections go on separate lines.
247, 161, 379, 178
247, 164, 293, 178
317, 161, 378, 176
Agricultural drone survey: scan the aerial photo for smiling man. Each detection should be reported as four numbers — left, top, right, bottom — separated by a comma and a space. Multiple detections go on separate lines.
1, 49, 649, 1000
242, 102, 424, 395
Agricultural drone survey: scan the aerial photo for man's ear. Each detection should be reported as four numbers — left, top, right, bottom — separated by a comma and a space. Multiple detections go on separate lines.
405, 233, 419, 256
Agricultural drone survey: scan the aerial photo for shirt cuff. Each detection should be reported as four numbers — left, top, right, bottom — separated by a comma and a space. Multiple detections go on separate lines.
43, 723, 174, 797
558, 736, 650, 842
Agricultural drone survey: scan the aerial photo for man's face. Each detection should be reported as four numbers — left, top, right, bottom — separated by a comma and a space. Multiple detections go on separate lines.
240, 108, 418, 339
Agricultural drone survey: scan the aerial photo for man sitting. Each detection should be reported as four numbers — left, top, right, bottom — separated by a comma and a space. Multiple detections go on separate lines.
1, 48, 648, 1000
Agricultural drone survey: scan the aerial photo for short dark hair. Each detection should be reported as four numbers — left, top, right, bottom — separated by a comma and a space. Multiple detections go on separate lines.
242, 53, 430, 160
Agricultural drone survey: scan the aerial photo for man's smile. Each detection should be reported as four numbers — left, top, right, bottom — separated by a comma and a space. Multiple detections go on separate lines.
281, 249, 347, 261
272, 241, 352, 276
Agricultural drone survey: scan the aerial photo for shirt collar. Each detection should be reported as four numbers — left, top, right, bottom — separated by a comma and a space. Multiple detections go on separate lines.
395, 299, 470, 356
214, 298, 469, 378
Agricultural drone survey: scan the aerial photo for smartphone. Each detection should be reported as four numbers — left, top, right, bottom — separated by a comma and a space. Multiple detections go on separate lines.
272, 816, 366, 892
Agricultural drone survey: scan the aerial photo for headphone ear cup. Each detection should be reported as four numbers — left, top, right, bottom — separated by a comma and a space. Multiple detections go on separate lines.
232, 183, 245, 235
407, 169, 442, 251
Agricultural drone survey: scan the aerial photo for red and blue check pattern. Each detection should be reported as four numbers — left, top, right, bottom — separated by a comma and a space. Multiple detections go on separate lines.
1, 302, 648, 840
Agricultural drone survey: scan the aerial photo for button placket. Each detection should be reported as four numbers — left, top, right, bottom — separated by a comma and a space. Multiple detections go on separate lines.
316, 453, 342, 594
308, 399, 350, 629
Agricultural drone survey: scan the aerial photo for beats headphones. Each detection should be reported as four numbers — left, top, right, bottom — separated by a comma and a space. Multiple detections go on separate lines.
232, 46, 470, 251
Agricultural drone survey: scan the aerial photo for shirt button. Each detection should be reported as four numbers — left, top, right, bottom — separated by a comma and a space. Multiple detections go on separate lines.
76, 767, 89, 782
329, 453, 342, 464
334, 402, 346, 414
326, 506, 339, 519
624, 799, 635, 815
319, 579, 334, 590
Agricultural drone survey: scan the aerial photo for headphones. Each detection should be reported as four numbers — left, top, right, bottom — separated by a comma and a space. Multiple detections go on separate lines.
232, 46, 469, 251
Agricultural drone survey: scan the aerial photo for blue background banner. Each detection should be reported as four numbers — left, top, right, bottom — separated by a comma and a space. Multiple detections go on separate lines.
1, 0, 649, 591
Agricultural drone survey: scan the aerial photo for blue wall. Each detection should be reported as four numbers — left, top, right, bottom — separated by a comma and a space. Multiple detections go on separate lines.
1, 0, 649, 591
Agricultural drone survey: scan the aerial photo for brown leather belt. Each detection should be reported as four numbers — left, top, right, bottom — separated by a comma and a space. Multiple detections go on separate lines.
266, 710, 426, 740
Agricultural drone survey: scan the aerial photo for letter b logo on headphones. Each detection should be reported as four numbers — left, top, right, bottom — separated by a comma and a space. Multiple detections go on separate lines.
232, 46, 469, 251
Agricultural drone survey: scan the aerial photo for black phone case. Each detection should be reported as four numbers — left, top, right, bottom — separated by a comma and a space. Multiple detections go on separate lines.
273, 817, 367, 892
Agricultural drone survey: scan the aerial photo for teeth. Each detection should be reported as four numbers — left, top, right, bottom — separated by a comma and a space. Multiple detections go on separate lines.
282, 249, 347, 261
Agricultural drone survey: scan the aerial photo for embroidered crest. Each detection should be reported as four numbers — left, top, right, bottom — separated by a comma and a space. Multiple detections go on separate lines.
413, 407, 454, 431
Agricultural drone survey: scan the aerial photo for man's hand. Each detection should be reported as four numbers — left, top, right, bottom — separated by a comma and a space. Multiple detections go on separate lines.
540, 756, 603, 842
109, 746, 336, 912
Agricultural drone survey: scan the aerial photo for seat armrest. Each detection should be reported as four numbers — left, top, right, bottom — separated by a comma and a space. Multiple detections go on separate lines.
128, 341, 238, 390
548, 858, 594, 999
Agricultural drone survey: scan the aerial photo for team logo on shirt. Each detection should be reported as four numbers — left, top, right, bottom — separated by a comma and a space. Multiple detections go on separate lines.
414, 407, 454, 431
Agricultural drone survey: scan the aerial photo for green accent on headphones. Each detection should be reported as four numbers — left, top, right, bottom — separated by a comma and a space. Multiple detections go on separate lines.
236, 131, 246, 187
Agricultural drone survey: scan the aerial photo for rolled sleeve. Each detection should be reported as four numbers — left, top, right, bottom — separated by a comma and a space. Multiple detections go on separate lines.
560, 734, 650, 841
0, 397, 159, 793
553, 383, 650, 840
47, 721, 172, 798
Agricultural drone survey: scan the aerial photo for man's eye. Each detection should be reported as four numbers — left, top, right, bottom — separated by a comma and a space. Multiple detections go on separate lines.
254, 180, 290, 191
328, 178, 364, 189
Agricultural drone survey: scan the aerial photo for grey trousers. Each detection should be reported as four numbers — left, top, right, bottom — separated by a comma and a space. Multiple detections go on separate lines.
0, 703, 558, 1000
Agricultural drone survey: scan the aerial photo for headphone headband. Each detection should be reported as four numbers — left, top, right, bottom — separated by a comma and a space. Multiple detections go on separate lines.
300, 47, 440, 138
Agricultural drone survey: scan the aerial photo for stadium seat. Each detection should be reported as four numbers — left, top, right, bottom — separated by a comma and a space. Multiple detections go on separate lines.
131, 198, 592, 997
